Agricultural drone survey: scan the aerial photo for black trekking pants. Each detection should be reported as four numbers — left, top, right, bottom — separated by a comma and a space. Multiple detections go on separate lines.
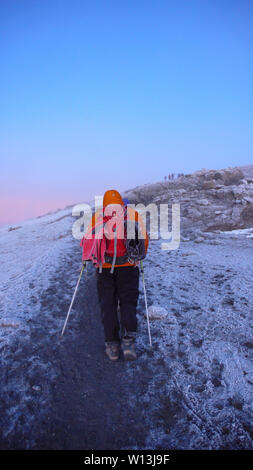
96, 266, 139, 343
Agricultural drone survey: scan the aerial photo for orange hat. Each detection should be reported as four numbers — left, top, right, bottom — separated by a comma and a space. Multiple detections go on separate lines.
103, 189, 124, 208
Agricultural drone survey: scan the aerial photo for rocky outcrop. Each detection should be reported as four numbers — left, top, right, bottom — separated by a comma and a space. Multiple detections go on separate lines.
123, 165, 253, 235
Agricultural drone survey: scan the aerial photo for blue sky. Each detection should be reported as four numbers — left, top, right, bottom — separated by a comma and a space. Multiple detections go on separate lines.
1, 0, 252, 224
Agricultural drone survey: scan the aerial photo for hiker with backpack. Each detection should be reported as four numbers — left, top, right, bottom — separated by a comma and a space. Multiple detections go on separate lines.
80, 190, 149, 361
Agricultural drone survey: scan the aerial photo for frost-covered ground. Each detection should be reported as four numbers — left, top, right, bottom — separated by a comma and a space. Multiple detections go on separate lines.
0, 208, 74, 340
0, 211, 253, 449
135, 231, 253, 449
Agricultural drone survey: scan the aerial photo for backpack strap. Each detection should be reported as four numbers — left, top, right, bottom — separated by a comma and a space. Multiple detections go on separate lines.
99, 231, 104, 273
110, 226, 117, 274
99, 260, 103, 273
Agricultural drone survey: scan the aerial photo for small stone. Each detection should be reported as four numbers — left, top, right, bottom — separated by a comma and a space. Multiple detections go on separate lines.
191, 337, 203, 348
212, 377, 222, 387
222, 297, 234, 306
8, 225, 22, 232
0, 323, 20, 328
243, 341, 253, 349
198, 199, 210, 206
178, 343, 188, 357
229, 395, 244, 411
32, 385, 41, 392
147, 305, 168, 320
194, 237, 205, 243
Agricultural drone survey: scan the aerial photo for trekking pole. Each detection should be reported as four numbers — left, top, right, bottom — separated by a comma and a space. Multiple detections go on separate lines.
140, 260, 152, 349
61, 262, 86, 337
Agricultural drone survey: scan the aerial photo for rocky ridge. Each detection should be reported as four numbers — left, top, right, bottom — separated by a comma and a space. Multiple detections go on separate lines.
123, 165, 253, 237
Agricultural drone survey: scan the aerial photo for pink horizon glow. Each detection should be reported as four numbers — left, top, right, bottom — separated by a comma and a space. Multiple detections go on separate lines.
0, 195, 75, 227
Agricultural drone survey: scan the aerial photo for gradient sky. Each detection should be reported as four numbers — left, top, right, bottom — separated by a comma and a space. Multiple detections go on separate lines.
1, 0, 253, 226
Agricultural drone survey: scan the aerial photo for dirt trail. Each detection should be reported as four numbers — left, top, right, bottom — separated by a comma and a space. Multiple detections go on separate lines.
35, 269, 152, 450
0, 247, 154, 450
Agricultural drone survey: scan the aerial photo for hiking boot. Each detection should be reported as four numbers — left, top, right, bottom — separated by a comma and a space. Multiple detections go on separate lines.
121, 336, 137, 361
105, 342, 120, 361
